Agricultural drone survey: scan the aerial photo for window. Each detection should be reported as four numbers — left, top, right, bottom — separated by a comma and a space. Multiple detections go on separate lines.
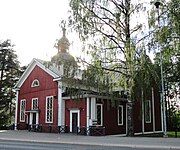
31, 79, 40, 87
46, 96, 53, 123
20, 99, 26, 122
96, 104, 103, 126
145, 100, 151, 123
32, 98, 38, 110
118, 105, 123, 125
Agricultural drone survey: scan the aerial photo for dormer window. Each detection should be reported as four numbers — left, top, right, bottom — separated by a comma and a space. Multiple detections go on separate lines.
31, 79, 40, 87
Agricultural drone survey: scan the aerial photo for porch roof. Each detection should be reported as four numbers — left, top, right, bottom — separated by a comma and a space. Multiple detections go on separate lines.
62, 94, 127, 102
25, 109, 39, 113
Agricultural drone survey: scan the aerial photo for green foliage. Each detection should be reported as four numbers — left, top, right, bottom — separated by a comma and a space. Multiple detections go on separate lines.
149, 0, 180, 130
168, 101, 180, 131
168, 131, 180, 138
133, 52, 159, 101
51, 52, 78, 78
68, 0, 147, 99
68, 0, 159, 136
0, 39, 21, 126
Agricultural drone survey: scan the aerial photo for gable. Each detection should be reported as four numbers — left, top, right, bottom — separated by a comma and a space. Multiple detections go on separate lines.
19, 65, 58, 95
15, 58, 59, 89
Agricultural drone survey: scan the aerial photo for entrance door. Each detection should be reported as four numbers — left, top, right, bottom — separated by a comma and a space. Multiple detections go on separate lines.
72, 113, 78, 133
70, 110, 80, 133
32, 113, 36, 125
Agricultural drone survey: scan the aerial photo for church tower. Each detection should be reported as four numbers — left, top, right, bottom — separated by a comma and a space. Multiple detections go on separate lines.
51, 25, 77, 77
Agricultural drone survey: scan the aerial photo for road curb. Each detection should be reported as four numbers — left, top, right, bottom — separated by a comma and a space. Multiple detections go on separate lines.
0, 137, 180, 150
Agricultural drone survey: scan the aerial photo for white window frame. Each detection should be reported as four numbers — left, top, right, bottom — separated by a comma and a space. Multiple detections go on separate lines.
32, 98, 38, 110
31, 79, 40, 87
45, 96, 53, 123
20, 99, 26, 122
145, 100, 151, 123
96, 104, 103, 126
118, 105, 123, 126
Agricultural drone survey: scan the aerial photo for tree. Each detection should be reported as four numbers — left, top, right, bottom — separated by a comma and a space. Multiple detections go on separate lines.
69, 0, 151, 136
0, 39, 21, 127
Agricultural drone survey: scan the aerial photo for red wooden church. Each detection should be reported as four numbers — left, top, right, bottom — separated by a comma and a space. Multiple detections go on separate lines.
14, 28, 162, 135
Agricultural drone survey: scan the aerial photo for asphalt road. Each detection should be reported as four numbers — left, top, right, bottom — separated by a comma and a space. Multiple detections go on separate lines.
0, 140, 169, 150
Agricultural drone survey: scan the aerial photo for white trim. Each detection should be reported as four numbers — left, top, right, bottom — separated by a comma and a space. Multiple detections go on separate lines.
91, 97, 96, 120
152, 87, 155, 132
45, 96, 54, 123
126, 103, 127, 135
31, 79, 40, 87
29, 113, 32, 125
31, 98, 38, 110
62, 94, 127, 102
96, 104, 103, 126
20, 99, 26, 122
58, 81, 65, 126
36, 112, 39, 125
14, 58, 59, 89
86, 97, 90, 129
26, 115, 28, 124
14, 90, 19, 130
118, 105, 123, 126
134, 130, 163, 135
110, 134, 127, 137
70, 109, 80, 132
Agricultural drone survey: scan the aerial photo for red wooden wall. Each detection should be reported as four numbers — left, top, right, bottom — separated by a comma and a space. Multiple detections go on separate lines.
102, 100, 127, 135
17, 65, 58, 130
65, 99, 87, 131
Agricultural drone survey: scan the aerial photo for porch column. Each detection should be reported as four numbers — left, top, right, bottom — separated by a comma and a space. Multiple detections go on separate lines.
58, 81, 64, 126
29, 113, 32, 125
91, 97, 96, 120
152, 87, 155, 132
36, 112, 39, 125
14, 89, 19, 130
86, 97, 90, 135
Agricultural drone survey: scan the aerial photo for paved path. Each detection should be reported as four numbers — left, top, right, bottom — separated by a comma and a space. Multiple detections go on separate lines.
0, 130, 180, 149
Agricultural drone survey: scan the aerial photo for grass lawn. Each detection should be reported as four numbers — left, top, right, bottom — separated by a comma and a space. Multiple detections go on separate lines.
167, 131, 180, 138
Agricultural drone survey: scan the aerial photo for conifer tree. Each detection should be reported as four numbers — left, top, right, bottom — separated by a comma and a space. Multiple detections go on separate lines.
0, 40, 21, 127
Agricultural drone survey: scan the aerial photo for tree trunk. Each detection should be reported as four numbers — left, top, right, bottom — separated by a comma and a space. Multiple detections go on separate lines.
127, 101, 134, 136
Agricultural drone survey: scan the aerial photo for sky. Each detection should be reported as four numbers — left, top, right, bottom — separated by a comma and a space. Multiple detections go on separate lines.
0, 0, 155, 67
0, 0, 82, 66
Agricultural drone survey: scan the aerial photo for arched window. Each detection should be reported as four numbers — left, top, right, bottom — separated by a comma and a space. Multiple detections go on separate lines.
31, 79, 40, 87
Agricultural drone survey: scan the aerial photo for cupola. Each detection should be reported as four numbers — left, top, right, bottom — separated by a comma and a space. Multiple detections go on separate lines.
55, 26, 70, 53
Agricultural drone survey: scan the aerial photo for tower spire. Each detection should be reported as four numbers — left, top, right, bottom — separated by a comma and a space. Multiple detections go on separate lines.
62, 26, 66, 37
55, 22, 70, 53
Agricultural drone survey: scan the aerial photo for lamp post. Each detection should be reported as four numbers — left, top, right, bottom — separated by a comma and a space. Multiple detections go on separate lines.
154, 1, 167, 137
